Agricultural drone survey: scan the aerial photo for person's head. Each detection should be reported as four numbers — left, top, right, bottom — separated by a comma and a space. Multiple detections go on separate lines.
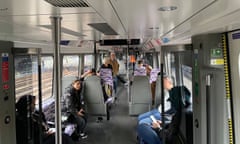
91, 68, 96, 75
110, 52, 116, 60
163, 75, 173, 90
103, 57, 109, 65
137, 60, 143, 66
16, 95, 36, 115
72, 79, 81, 91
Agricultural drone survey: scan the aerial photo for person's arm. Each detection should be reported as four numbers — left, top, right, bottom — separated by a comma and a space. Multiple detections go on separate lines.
117, 60, 120, 74
80, 70, 91, 80
65, 88, 78, 114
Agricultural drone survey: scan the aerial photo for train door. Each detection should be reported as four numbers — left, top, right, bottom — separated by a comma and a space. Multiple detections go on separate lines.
227, 30, 240, 144
0, 41, 16, 144
162, 44, 193, 144
192, 34, 229, 144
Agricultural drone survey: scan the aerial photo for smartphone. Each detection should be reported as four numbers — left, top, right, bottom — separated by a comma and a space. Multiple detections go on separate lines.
150, 115, 157, 123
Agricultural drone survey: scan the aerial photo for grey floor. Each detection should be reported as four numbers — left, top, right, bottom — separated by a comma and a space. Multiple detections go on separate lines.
79, 85, 138, 144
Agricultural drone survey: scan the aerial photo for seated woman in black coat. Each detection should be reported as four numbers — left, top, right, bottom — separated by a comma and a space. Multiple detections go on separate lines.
15, 95, 74, 144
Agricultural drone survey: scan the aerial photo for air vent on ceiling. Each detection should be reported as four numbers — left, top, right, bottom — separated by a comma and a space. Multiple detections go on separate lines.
88, 23, 118, 35
45, 0, 89, 7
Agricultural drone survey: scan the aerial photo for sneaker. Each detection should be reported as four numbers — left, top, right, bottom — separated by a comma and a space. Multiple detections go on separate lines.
96, 117, 103, 123
79, 132, 88, 139
105, 97, 113, 104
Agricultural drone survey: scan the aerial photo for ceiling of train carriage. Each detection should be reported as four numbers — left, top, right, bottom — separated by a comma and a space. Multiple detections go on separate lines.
0, 0, 240, 47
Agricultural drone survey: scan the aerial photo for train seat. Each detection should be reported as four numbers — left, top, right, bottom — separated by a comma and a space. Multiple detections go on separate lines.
82, 75, 109, 120
155, 76, 162, 106
129, 76, 151, 116
42, 98, 55, 123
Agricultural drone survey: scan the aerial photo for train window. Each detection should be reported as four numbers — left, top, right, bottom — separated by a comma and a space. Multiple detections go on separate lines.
182, 65, 192, 103
165, 53, 176, 84
62, 55, 79, 77
15, 56, 53, 102
84, 54, 94, 72
145, 53, 154, 67
15, 56, 37, 101
41, 56, 53, 100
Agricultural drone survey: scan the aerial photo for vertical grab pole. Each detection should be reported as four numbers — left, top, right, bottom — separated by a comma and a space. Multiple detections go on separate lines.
94, 40, 97, 69
50, 16, 62, 144
127, 40, 130, 102
37, 49, 43, 144
206, 74, 211, 144
160, 63, 165, 144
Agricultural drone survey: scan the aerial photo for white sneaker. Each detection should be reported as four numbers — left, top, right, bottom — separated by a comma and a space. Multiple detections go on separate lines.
79, 133, 88, 139
105, 97, 113, 103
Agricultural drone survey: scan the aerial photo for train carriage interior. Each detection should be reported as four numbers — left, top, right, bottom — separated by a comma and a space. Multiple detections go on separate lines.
0, 0, 240, 144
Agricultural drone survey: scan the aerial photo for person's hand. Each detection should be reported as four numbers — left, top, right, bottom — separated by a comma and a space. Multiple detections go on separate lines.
156, 120, 162, 124
79, 108, 84, 113
152, 121, 161, 128
46, 129, 54, 135
78, 108, 85, 116
77, 111, 84, 116
86, 69, 91, 74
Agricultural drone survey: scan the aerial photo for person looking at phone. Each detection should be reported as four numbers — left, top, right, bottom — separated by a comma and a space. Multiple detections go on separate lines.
138, 74, 174, 125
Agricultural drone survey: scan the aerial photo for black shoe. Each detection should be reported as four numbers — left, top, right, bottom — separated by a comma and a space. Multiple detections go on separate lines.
96, 117, 103, 123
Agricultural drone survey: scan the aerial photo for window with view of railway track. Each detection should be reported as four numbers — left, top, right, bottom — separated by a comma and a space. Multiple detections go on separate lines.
15, 56, 53, 102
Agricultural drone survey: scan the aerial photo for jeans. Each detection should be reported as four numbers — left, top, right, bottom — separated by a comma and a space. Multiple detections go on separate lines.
138, 109, 161, 125
71, 113, 87, 134
137, 123, 161, 144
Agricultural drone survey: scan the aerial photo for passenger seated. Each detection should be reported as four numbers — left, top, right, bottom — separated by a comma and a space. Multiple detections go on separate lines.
137, 86, 191, 144
137, 109, 182, 144
134, 60, 147, 76
15, 95, 74, 144
99, 57, 114, 103
138, 74, 174, 125
143, 62, 152, 76
64, 79, 88, 140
